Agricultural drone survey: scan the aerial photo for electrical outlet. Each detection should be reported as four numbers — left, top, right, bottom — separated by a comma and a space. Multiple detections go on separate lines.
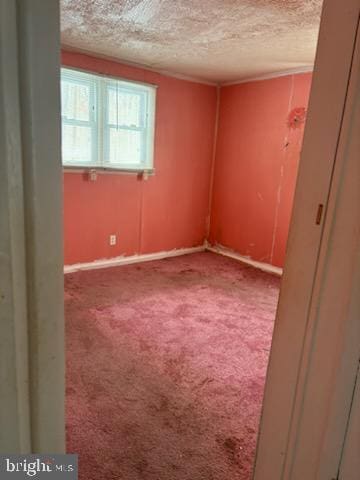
109, 234, 117, 246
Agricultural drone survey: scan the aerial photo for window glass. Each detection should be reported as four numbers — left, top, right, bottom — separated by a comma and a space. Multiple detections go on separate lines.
60, 67, 156, 171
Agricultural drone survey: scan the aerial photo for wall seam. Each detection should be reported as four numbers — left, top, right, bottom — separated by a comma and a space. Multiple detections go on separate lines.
205, 84, 221, 241
270, 74, 296, 264
137, 179, 144, 254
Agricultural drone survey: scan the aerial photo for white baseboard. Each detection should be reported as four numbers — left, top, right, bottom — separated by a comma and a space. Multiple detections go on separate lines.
64, 245, 205, 274
64, 243, 283, 276
206, 245, 283, 276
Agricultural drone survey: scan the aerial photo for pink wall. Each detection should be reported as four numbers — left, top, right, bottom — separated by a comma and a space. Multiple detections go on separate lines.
209, 73, 313, 267
63, 52, 312, 268
62, 52, 217, 265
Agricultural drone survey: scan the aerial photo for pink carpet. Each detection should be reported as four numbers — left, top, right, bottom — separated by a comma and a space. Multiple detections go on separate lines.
65, 251, 280, 479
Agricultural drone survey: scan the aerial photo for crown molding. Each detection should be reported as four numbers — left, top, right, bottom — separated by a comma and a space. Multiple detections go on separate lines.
221, 66, 314, 87
61, 45, 218, 87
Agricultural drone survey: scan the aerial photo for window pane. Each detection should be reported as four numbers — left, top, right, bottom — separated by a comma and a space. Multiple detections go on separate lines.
61, 67, 156, 170
61, 80, 91, 121
108, 128, 142, 165
62, 124, 93, 164
107, 87, 142, 127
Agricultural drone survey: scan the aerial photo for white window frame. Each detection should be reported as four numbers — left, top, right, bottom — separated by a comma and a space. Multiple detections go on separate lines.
61, 67, 157, 172
61, 68, 98, 167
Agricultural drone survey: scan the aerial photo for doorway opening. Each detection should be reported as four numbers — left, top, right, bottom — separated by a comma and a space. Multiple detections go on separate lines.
61, 2, 323, 478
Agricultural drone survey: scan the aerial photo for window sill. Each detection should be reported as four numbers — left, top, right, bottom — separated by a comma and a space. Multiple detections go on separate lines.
63, 166, 155, 176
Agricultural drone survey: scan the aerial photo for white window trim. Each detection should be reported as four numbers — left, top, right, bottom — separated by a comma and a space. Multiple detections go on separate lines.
61, 66, 157, 173
61, 68, 98, 167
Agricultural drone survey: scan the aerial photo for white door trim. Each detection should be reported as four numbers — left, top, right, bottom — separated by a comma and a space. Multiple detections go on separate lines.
254, 0, 360, 478
0, 0, 64, 453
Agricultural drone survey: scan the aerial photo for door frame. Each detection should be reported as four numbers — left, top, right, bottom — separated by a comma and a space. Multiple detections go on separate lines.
338, 364, 360, 480
254, 1, 360, 478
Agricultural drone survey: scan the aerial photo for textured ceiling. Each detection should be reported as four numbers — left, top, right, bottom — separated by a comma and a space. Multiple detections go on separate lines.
60, 0, 323, 84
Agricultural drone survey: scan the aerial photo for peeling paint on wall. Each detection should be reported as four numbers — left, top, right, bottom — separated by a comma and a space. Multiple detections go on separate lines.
288, 107, 307, 129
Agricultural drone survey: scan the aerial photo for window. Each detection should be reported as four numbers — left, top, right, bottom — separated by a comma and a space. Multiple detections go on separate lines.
61, 68, 156, 171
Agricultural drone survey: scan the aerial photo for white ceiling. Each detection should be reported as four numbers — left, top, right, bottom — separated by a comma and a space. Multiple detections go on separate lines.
60, 0, 323, 84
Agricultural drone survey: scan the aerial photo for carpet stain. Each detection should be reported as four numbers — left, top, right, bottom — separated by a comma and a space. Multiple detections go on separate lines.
65, 251, 280, 479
